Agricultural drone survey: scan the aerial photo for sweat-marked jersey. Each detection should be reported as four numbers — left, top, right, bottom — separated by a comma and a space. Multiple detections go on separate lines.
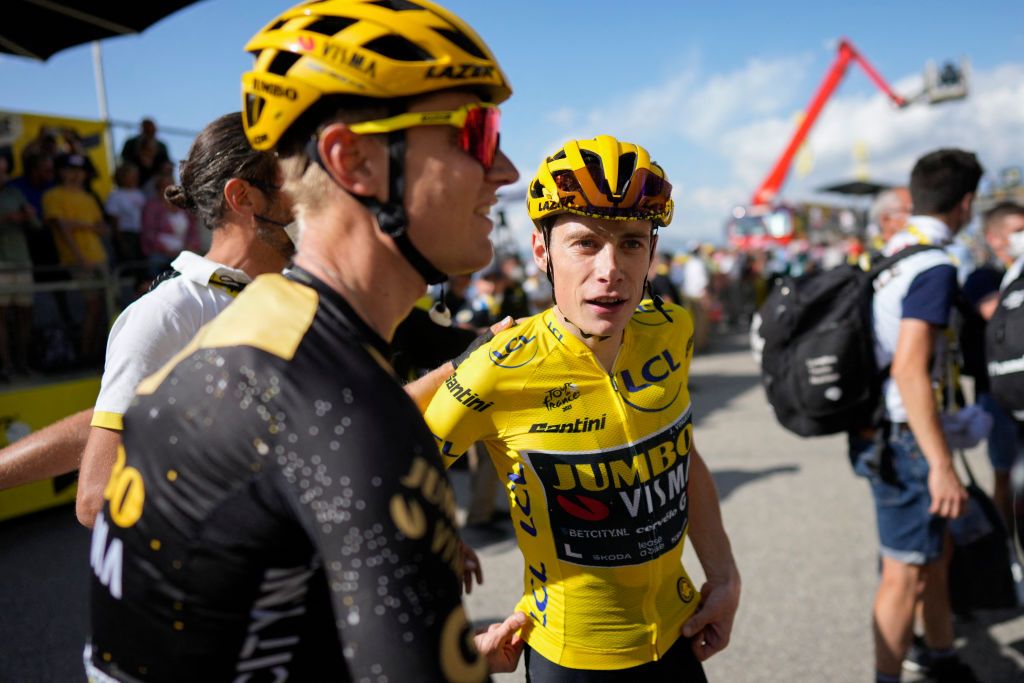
86, 270, 488, 683
423, 302, 700, 670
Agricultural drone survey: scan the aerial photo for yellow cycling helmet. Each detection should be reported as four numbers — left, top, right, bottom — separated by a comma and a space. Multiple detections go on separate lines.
242, 0, 512, 151
527, 135, 674, 229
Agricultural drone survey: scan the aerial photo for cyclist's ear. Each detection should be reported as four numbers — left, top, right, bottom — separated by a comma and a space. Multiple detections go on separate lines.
531, 228, 548, 273
318, 123, 387, 201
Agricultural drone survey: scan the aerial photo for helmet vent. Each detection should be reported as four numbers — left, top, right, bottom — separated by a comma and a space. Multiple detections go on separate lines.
433, 27, 487, 59
362, 34, 432, 61
304, 16, 357, 36
616, 152, 636, 194
367, 0, 424, 10
553, 171, 582, 193
529, 180, 545, 199
267, 51, 302, 76
268, 19, 288, 31
245, 94, 266, 129
550, 150, 567, 161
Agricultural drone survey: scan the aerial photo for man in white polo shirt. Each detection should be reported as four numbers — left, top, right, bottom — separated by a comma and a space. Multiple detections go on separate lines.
849, 148, 982, 683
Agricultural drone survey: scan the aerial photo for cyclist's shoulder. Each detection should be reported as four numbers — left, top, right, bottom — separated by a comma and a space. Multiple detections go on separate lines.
629, 300, 694, 342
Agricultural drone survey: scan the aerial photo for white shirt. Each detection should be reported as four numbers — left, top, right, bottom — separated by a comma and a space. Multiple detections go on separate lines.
1002, 255, 1024, 291
873, 216, 959, 422
104, 188, 146, 234
681, 256, 709, 298
91, 251, 251, 430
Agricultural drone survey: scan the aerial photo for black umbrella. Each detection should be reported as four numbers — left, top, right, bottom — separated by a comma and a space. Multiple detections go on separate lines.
1, 1, 200, 61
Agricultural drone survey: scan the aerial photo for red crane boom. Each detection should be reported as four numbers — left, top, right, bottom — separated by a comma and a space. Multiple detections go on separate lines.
750, 39, 906, 207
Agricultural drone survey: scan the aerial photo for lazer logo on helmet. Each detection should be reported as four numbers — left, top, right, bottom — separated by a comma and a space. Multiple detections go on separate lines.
252, 79, 298, 101
425, 64, 495, 80
320, 44, 377, 77
523, 413, 692, 567
536, 197, 580, 213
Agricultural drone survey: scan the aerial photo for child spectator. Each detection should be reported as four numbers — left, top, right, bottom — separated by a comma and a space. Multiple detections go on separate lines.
43, 153, 109, 363
105, 163, 147, 284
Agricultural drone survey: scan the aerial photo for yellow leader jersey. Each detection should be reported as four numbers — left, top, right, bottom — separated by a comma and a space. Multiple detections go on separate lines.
423, 302, 701, 670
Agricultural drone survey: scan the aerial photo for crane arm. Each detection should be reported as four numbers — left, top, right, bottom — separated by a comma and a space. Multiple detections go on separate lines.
750, 39, 906, 207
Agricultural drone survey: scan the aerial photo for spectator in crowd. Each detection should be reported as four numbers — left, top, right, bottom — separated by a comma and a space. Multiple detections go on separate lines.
648, 250, 678, 304
445, 273, 473, 319
869, 187, 913, 254
20, 127, 60, 163
498, 251, 531, 319
9, 152, 58, 270
850, 148, 981, 683
59, 128, 100, 189
961, 201, 1024, 528
682, 244, 712, 351
104, 162, 147, 286
0, 155, 40, 379
140, 171, 200, 277
464, 261, 509, 330
42, 153, 109, 362
120, 118, 171, 187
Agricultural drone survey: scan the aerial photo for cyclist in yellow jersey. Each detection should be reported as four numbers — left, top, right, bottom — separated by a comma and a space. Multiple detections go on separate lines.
422, 136, 741, 680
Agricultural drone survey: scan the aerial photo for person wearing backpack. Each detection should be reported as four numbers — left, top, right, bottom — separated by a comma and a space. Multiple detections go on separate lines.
960, 202, 1024, 529
849, 148, 983, 683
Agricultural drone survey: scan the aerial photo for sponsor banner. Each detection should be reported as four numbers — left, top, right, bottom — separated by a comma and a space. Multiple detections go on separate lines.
0, 110, 113, 198
0, 376, 101, 521
524, 412, 692, 567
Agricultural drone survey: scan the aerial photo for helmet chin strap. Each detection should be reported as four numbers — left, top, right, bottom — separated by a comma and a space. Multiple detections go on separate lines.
307, 126, 448, 286
557, 307, 612, 342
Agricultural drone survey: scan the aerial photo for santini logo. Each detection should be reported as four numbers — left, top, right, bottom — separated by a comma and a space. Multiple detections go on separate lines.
444, 374, 494, 412
529, 415, 606, 433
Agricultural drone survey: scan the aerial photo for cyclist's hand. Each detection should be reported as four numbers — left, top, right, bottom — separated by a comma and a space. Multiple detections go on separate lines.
474, 611, 527, 673
681, 576, 740, 661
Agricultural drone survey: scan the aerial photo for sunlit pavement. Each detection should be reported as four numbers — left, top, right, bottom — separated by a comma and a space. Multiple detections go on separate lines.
1, 333, 1022, 681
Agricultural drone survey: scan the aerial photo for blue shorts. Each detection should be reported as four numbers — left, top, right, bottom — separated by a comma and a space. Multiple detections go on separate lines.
977, 393, 1022, 472
850, 428, 947, 565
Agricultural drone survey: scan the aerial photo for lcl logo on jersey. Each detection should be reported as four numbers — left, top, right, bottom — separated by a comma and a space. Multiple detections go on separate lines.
617, 349, 683, 413
489, 333, 538, 368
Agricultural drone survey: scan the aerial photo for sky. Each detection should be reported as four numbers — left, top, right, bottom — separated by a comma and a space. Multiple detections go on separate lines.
0, 0, 1022, 253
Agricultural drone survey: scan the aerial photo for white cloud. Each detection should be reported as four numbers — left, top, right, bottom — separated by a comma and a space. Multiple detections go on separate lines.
536, 52, 812, 150
502, 58, 1024, 250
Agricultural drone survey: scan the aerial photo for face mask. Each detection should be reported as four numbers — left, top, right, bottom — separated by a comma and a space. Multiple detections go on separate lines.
283, 221, 300, 246
1007, 231, 1024, 260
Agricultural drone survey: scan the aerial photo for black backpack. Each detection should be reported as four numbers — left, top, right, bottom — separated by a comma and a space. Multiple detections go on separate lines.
986, 271, 1024, 419
756, 245, 939, 437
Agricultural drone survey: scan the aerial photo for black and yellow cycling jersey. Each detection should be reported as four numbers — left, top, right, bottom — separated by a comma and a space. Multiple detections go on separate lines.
424, 302, 700, 670
86, 269, 488, 683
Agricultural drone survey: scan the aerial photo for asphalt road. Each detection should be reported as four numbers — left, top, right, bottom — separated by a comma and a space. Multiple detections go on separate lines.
2, 333, 1023, 682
